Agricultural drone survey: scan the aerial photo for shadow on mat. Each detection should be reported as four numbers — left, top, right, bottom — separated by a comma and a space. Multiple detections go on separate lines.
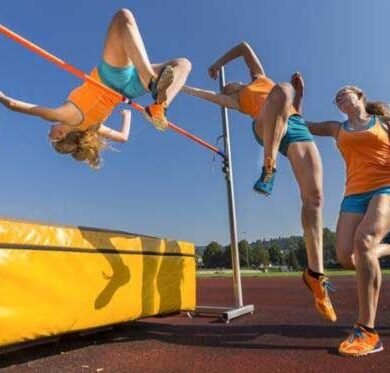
2, 322, 389, 367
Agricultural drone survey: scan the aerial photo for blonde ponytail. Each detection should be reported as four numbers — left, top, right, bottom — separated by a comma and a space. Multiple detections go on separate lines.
365, 101, 390, 118
52, 127, 106, 169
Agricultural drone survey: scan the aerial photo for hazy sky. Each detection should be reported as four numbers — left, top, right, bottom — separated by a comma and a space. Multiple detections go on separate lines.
0, 0, 389, 245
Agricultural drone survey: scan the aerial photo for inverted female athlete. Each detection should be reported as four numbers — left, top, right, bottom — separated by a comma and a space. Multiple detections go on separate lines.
0, 8, 191, 168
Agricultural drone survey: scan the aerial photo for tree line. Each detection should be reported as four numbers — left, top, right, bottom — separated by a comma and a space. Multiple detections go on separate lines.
198, 228, 390, 270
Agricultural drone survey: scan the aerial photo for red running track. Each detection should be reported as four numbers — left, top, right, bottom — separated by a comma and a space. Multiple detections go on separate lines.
1, 276, 390, 372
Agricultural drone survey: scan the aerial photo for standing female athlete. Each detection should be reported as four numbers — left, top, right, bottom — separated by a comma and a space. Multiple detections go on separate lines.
307, 82, 390, 357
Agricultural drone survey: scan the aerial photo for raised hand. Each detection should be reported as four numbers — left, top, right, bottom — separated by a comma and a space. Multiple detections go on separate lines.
291, 72, 304, 97
208, 62, 222, 80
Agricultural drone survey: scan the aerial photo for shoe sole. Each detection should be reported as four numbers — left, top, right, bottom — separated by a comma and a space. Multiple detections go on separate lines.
143, 110, 168, 131
253, 186, 270, 197
339, 344, 384, 357
155, 66, 174, 104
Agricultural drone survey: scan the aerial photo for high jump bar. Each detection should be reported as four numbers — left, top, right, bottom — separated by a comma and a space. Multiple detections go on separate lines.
0, 24, 225, 158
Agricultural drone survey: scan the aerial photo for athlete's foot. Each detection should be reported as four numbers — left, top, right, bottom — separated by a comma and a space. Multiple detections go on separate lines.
149, 65, 175, 103
338, 324, 383, 357
302, 268, 337, 322
143, 102, 169, 131
253, 167, 276, 196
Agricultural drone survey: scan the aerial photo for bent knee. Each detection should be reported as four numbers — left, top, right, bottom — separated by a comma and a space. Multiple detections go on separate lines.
337, 251, 355, 269
268, 83, 294, 105
115, 8, 136, 25
301, 190, 324, 209
354, 230, 377, 254
174, 57, 192, 72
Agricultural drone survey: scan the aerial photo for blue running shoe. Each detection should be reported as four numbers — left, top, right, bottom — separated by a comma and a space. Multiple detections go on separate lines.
253, 167, 276, 196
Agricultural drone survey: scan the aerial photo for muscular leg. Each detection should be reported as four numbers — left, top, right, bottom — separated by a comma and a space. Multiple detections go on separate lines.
101, 9, 190, 129
354, 194, 390, 328
152, 58, 192, 105
336, 211, 390, 270
288, 142, 324, 273
287, 141, 337, 322
102, 9, 157, 89
254, 83, 294, 171
336, 213, 364, 269
377, 242, 390, 258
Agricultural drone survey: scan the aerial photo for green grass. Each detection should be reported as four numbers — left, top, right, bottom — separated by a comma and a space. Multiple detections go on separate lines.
196, 268, 390, 278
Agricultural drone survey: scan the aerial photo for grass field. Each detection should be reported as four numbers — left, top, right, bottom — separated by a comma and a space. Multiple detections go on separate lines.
197, 268, 390, 278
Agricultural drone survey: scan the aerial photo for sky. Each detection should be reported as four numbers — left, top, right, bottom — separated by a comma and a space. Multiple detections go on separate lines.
0, 0, 389, 246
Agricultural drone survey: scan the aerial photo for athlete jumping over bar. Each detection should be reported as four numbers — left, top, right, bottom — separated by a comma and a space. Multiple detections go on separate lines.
0, 9, 192, 168
183, 42, 337, 323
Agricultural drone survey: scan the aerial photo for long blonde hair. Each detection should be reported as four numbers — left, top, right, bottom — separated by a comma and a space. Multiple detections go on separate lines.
52, 127, 106, 169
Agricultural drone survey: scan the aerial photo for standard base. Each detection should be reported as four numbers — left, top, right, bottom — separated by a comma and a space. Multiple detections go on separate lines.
189, 304, 255, 323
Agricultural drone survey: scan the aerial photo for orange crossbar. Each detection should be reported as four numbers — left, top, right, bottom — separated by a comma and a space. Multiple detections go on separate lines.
0, 24, 225, 158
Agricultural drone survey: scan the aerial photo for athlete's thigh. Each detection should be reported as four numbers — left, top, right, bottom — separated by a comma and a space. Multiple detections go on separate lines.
336, 212, 364, 268
356, 194, 390, 246
287, 142, 323, 199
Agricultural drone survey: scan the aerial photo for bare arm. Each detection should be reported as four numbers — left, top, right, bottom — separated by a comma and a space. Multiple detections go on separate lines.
0, 92, 69, 122
98, 110, 131, 143
182, 85, 239, 110
290, 72, 304, 115
209, 42, 265, 80
306, 120, 341, 138
289, 72, 341, 137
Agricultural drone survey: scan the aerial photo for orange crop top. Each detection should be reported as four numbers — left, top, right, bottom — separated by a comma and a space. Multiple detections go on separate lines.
238, 75, 298, 119
67, 68, 123, 131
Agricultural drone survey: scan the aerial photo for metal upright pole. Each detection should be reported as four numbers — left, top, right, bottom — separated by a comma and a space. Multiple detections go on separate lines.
193, 67, 254, 323
219, 67, 243, 308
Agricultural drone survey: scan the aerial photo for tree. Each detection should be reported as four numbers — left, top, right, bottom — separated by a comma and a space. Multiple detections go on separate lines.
251, 243, 270, 267
222, 245, 232, 268
268, 245, 284, 266
238, 240, 251, 268
286, 250, 300, 270
323, 228, 337, 267
202, 241, 224, 268
295, 238, 308, 268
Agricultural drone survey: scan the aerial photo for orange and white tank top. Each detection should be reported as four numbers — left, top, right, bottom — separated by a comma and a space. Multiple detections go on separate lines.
337, 116, 390, 196
238, 75, 298, 119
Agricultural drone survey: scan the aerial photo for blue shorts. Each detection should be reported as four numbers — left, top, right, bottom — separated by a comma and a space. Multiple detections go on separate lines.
252, 114, 314, 157
340, 186, 390, 214
97, 60, 147, 99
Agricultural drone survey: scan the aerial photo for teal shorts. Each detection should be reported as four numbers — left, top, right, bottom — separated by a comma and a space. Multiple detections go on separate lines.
252, 114, 314, 157
340, 186, 390, 214
98, 60, 147, 99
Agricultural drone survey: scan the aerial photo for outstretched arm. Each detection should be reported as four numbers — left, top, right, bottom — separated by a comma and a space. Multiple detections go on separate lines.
306, 120, 341, 138
0, 91, 67, 122
182, 85, 239, 110
208, 42, 265, 80
98, 110, 132, 143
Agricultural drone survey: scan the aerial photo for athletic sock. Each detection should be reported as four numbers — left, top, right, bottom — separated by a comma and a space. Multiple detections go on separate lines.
307, 267, 324, 280
148, 76, 156, 92
357, 323, 377, 334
